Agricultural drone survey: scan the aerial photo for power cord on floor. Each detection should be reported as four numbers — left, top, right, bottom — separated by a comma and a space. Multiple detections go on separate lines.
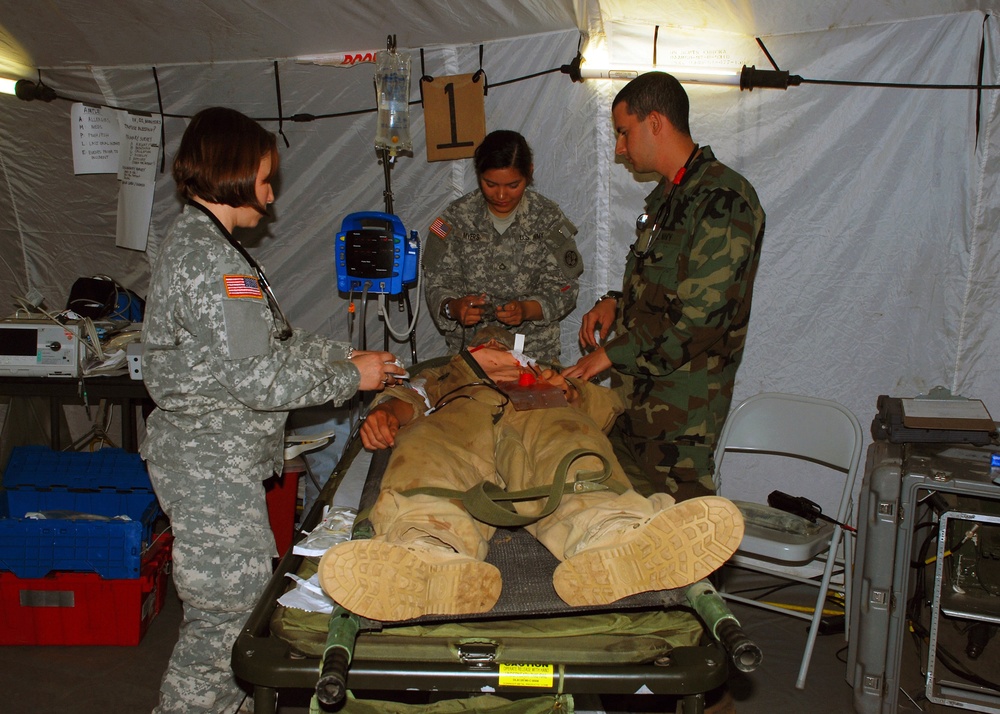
724, 579, 847, 629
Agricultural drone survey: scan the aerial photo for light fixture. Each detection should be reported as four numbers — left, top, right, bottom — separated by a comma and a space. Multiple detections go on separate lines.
0, 78, 57, 102
560, 55, 800, 91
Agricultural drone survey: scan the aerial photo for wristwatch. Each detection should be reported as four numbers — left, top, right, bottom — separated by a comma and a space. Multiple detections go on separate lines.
596, 291, 622, 305
440, 298, 455, 320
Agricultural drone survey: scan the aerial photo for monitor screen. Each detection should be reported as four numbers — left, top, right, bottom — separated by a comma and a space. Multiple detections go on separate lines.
0, 327, 37, 356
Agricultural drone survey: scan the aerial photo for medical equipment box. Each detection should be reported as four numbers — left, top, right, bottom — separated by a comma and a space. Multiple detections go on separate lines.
335, 211, 419, 295
0, 532, 172, 645
848, 439, 1000, 713
0, 319, 82, 377
0, 446, 160, 579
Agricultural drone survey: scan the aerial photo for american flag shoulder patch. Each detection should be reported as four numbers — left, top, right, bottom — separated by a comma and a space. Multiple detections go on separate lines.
224, 274, 263, 298
429, 217, 451, 240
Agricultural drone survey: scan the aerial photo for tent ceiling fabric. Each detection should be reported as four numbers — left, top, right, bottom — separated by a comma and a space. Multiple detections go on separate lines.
3, 1, 1000, 72
0, 1, 581, 70
4, 2, 1000, 513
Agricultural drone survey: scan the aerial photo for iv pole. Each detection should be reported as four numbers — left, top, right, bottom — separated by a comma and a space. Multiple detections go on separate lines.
374, 34, 418, 364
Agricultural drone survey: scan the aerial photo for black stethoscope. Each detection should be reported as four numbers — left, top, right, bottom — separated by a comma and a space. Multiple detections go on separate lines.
630, 144, 700, 263
188, 201, 293, 341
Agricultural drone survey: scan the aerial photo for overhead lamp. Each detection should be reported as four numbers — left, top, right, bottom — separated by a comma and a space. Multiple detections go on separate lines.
0, 78, 57, 102
560, 55, 801, 91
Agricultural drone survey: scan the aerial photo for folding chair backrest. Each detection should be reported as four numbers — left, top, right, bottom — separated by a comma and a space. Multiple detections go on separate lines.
715, 392, 862, 491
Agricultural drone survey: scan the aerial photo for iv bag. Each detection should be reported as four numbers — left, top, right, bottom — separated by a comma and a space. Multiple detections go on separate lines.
374, 50, 412, 155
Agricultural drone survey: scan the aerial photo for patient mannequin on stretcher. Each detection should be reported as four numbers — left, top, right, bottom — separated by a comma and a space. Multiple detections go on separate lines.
318, 328, 744, 622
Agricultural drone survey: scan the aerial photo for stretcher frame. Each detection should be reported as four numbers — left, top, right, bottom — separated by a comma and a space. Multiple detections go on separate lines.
234, 412, 758, 714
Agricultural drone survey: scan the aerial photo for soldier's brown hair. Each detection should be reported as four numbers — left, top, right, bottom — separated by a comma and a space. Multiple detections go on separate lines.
173, 107, 279, 215
613, 72, 691, 137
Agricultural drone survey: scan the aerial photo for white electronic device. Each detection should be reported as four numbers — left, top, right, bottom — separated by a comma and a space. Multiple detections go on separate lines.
126, 342, 144, 381
0, 320, 82, 377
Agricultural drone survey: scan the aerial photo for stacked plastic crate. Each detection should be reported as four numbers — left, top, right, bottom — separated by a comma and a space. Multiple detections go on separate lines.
0, 446, 171, 645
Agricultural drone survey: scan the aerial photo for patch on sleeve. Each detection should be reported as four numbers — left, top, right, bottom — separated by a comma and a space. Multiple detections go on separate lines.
224, 274, 263, 299
544, 219, 583, 279
429, 217, 451, 240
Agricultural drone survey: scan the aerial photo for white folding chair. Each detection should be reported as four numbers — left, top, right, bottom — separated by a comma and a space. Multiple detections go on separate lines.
713, 392, 863, 689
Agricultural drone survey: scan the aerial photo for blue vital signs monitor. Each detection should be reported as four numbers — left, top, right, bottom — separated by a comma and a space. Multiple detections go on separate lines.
335, 211, 419, 295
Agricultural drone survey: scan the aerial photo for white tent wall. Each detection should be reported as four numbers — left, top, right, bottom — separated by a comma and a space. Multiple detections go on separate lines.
2, 6, 1000, 516
964, 17, 1000, 413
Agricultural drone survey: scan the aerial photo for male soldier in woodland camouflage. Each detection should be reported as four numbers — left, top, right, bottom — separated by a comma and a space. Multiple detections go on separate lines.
564, 72, 765, 502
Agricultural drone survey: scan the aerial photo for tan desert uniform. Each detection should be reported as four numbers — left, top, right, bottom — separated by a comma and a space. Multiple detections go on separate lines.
368, 349, 676, 563
320, 343, 744, 622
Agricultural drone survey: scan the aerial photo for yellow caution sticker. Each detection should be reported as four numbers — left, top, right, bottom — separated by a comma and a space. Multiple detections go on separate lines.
498, 663, 554, 688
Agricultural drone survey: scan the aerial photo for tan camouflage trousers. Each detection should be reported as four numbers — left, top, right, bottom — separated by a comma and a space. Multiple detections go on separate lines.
370, 399, 675, 561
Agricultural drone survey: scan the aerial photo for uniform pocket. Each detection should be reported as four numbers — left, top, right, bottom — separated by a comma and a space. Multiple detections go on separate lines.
222, 297, 271, 359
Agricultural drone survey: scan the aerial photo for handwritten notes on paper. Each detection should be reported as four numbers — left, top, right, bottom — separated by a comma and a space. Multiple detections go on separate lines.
72, 104, 120, 174
115, 112, 161, 251
71, 103, 161, 251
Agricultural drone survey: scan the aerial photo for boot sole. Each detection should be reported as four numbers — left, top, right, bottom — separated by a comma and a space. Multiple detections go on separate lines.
318, 540, 502, 622
552, 496, 744, 606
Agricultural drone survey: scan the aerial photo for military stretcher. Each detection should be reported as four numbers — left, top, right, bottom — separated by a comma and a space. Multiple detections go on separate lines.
232, 378, 761, 714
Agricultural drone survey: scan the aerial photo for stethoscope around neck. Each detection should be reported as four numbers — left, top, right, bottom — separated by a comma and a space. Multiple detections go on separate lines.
187, 200, 293, 341
629, 144, 700, 262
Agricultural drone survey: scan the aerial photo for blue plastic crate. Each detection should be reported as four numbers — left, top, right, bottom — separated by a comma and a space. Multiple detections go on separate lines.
0, 446, 160, 579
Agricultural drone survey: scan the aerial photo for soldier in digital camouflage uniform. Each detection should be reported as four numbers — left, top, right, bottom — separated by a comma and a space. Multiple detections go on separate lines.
566, 72, 765, 502
424, 130, 582, 364
141, 107, 401, 714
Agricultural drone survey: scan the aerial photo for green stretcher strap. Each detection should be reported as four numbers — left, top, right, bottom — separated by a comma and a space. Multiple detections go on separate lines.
401, 448, 622, 527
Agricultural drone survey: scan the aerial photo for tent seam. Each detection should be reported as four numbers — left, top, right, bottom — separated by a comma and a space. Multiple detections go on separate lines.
596, 80, 613, 294
954, 20, 999, 394
0, 145, 28, 292
742, 11, 992, 40
53, 30, 580, 74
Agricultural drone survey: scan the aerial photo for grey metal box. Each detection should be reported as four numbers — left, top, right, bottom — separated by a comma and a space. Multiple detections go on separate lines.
849, 440, 1000, 713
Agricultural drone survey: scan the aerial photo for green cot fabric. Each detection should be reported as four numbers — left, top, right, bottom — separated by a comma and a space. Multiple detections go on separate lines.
271, 559, 702, 662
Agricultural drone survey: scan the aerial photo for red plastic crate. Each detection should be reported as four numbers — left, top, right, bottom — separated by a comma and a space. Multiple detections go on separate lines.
0, 531, 172, 646
265, 461, 302, 557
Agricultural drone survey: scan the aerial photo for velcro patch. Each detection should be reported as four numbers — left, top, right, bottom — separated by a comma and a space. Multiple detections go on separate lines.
430, 217, 451, 240
224, 274, 263, 299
